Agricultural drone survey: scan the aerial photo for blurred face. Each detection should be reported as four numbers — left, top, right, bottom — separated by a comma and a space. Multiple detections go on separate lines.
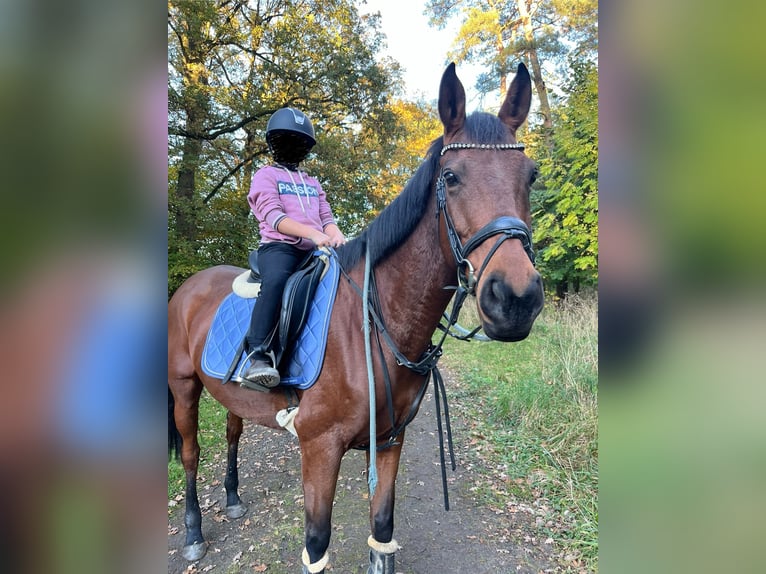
267, 131, 313, 166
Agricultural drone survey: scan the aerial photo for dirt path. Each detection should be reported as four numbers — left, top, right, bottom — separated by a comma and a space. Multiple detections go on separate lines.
168, 382, 559, 574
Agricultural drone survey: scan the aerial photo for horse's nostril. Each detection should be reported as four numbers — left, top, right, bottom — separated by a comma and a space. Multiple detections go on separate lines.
491, 277, 507, 301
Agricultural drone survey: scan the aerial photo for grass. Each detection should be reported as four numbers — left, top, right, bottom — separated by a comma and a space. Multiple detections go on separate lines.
168, 391, 228, 499
441, 292, 598, 572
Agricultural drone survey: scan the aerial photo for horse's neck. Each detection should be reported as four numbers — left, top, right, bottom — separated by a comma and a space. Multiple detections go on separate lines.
374, 211, 455, 360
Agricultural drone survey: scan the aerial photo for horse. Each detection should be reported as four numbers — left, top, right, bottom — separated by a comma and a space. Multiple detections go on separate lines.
168, 62, 544, 574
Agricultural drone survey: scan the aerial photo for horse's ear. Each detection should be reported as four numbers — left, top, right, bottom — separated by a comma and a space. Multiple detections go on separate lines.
438, 62, 466, 139
498, 63, 532, 135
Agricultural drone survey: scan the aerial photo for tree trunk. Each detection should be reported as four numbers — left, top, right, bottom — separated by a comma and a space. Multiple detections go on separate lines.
516, 0, 553, 152
496, 32, 507, 101
172, 13, 210, 243
174, 133, 203, 242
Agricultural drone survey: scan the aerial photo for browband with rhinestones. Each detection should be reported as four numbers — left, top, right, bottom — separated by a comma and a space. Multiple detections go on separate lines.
440, 142, 525, 156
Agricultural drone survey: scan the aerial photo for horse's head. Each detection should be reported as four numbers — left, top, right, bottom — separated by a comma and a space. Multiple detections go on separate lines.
436, 63, 544, 341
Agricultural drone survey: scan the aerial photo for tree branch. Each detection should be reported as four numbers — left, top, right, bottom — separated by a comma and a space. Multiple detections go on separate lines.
202, 147, 268, 204
169, 110, 275, 141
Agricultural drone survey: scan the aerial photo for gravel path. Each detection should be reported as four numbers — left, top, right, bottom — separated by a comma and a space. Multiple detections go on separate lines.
168, 382, 559, 574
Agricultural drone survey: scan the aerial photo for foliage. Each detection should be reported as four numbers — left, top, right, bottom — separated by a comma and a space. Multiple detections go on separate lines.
422, 0, 598, 298
371, 100, 443, 209
443, 292, 598, 571
425, 0, 597, 114
168, 0, 406, 296
531, 57, 598, 295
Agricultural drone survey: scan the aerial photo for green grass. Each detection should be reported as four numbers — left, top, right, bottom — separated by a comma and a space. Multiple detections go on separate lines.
168, 391, 228, 499
442, 292, 598, 571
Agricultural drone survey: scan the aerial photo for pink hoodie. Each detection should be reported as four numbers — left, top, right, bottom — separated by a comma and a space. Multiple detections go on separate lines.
247, 165, 337, 251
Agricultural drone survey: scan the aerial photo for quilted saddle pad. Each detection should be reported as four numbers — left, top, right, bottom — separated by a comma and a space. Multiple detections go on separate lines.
200, 256, 340, 389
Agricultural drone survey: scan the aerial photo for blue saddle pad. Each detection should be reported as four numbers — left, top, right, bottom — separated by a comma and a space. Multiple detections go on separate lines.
201, 256, 340, 389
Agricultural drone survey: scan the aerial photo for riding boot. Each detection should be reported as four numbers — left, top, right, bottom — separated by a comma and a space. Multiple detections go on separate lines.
367, 537, 399, 574
240, 348, 279, 391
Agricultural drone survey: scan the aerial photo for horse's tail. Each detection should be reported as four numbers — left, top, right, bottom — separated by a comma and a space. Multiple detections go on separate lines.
168, 385, 182, 461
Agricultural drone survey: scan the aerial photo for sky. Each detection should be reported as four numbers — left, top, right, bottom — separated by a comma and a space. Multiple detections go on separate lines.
358, 0, 485, 108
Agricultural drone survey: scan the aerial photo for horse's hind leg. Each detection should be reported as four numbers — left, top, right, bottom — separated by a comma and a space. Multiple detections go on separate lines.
171, 377, 208, 561
223, 411, 247, 518
366, 437, 405, 574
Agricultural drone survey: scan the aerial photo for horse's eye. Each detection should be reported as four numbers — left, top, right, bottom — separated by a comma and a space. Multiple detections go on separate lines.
443, 170, 459, 186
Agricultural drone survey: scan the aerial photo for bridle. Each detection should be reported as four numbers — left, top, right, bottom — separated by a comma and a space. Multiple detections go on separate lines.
436, 141, 536, 295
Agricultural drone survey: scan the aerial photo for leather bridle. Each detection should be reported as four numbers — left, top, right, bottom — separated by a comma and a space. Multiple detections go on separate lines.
436, 142, 536, 295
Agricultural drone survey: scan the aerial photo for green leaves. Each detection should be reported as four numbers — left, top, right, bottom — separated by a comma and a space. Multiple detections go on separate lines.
532, 58, 598, 295
168, 0, 404, 293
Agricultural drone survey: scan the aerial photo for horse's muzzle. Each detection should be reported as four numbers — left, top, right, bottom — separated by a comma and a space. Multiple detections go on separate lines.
478, 272, 544, 341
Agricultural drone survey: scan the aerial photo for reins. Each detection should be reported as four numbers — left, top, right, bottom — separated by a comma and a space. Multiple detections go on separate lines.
333, 245, 458, 509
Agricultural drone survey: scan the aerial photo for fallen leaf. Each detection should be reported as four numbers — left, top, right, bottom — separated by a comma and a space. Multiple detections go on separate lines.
253, 564, 267, 572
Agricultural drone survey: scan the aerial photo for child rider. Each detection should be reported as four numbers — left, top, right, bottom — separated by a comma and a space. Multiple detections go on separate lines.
241, 107, 346, 390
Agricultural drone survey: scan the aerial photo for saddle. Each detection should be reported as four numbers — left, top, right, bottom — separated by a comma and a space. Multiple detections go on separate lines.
232, 249, 329, 370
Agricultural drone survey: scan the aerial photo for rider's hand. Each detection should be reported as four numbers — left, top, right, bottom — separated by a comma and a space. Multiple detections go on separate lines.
324, 225, 346, 248
308, 230, 332, 247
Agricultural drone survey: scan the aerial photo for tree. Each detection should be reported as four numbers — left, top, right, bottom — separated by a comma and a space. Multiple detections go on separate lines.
531, 57, 598, 297
168, 0, 403, 294
425, 0, 597, 147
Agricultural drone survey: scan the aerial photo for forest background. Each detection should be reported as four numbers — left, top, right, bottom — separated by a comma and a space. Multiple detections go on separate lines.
168, 0, 598, 299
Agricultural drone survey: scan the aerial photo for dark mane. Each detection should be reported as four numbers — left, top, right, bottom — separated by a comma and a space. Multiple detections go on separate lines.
335, 111, 509, 270
335, 137, 442, 270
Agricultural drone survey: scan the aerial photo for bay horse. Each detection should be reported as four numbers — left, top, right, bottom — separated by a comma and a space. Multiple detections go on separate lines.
168, 62, 543, 574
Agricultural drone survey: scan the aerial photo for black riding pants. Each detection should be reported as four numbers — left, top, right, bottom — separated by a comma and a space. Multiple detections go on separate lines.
246, 242, 309, 353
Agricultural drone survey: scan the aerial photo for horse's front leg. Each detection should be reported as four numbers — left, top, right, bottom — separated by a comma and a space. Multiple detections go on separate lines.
366, 435, 405, 574
299, 438, 344, 574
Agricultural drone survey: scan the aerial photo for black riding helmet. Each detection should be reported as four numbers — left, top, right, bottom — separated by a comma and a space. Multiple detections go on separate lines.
266, 107, 316, 167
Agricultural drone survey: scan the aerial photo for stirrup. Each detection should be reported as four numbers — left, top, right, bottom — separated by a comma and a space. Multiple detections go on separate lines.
239, 350, 279, 391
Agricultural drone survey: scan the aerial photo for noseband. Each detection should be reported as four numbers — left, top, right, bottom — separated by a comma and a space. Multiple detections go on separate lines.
437, 142, 536, 294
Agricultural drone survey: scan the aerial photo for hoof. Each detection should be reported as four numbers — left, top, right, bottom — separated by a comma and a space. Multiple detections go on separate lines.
226, 502, 247, 519
182, 541, 208, 561
367, 538, 398, 574
367, 550, 395, 574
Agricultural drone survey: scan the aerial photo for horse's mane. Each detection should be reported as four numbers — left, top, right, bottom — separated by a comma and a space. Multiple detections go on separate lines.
335, 111, 509, 270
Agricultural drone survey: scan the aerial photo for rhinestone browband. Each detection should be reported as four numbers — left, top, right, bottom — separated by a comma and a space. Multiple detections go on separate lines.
440, 142, 525, 156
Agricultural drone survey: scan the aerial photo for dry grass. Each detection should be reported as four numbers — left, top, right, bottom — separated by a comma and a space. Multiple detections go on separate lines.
442, 291, 598, 572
